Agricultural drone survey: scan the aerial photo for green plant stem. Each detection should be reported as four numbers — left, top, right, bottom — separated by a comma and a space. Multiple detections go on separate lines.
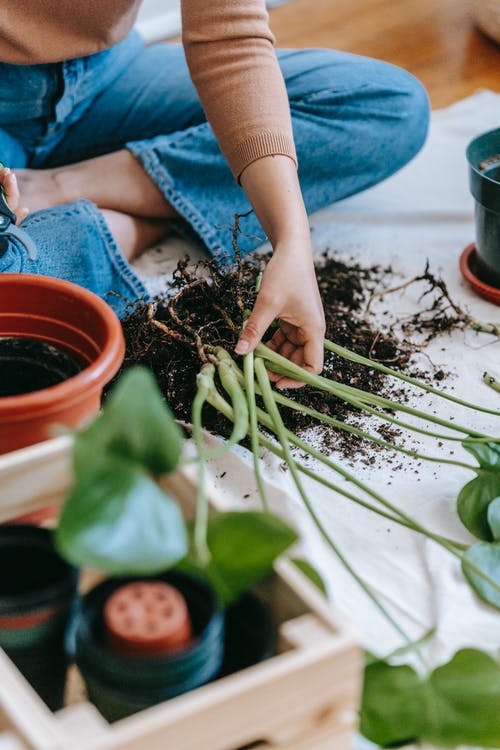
324, 339, 500, 418
254, 402, 464, 557
256, 343, 488, 440
227, 358, 475, 471
259, 397, 500, 598
192, 364, 214, 566
331, 392, 468, 443
471, 321, 500, 336
206, 387, 465, 550
276, 393, 475, 470
206, 380, 500, 602
225, 353, 467, 444
243, 350, 270, 511
200, 348, 248, 460
483, 372, 500, 395
256, 406, 500, 598
210, 352, 464, 549
210, 385, 500, 599
253, 357, 417, 647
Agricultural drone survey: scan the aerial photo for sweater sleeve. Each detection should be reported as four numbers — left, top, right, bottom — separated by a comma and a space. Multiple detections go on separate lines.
181, 0, 297, 182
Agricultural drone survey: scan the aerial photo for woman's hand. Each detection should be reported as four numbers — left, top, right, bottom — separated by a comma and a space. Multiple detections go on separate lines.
235, 238, 325, 388
0, 166, 29, 223
235, 154, 326, 388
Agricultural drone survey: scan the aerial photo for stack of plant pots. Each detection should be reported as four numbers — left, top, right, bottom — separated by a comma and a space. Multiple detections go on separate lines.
0, 525, 78, 710
74, 573, 225, 722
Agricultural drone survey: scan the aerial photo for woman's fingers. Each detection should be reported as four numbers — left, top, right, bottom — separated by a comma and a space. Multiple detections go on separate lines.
0, 167, 20, 210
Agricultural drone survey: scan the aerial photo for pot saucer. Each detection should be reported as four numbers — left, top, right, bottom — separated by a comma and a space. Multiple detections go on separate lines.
459, 243, 500, 305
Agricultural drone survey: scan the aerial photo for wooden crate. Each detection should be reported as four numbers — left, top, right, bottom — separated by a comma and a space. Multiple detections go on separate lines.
0, 438, 362, 750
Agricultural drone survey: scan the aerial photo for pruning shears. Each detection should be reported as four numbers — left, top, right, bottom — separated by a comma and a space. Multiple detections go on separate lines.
0, 162, 37, 260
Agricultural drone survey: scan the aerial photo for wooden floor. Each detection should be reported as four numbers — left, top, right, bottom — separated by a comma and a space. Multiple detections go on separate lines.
269, 0, 500, 108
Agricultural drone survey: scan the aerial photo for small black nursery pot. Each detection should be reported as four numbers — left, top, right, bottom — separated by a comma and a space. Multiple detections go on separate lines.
0, 525, 78, 710
74, 572, 225, 722
466, 127, 500, 289
220, 591, 277, 678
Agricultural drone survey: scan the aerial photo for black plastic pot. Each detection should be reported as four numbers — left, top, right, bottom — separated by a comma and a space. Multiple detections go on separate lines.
74, 574, 278, 723
467, 127, 500, 288
75, 572, 225, 722
220, 591, 277, 677
0, 525, 79, 710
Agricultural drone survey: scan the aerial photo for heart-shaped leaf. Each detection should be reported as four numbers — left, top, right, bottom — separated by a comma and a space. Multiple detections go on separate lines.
461, 541, 500, 608
360, 661, 423, 746
56, 457, 187, 574
457, 473, 500, 540
361, 650, 500, 747
425, 649, 500, 746
487, 497, 500, 540
462, 440, 500, 469
179, 511, 298, 604
74, 366, 183, 477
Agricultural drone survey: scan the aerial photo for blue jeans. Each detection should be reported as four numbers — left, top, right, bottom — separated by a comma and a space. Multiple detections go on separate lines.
0, 31, 429, 317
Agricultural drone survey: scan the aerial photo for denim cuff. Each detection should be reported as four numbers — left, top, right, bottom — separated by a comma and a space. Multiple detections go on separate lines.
0, 200, 149, 318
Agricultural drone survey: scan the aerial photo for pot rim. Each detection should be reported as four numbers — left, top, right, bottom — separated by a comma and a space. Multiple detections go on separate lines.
0, 275, 125, 419
466, 126, 500, 181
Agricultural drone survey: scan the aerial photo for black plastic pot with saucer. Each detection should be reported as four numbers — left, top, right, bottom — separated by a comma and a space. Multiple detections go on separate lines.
464, 127, 500, 302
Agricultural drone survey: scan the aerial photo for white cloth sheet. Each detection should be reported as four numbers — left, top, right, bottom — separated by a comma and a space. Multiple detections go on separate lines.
134, 91, 500, 749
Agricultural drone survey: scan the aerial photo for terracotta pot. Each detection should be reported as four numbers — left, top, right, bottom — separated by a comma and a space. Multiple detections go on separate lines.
0, 525, 79, 710
0, 274, 125, 455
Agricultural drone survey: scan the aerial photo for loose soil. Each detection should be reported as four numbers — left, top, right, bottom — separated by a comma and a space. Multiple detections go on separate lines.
117, 244, 471, 463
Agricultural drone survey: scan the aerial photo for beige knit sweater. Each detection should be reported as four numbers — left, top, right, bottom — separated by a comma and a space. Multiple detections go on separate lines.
0, 1, 297, 179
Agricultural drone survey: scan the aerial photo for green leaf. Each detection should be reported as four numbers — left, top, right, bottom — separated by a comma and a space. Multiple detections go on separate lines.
424, 649, 500, 746
462, 542, 500, 608
457, 473, 500, 540
487, 496, 500, 540
74, 366, 183, 477
179, 511, 298, 604
462, 440, 500, 469
55, 457, 187, 574
360, 661, 422, 746
291, 557, 328, 595
361, 650, 500, 747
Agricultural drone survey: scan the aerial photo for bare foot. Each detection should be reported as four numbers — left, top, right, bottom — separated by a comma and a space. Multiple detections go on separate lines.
0, 166, 29, 223
101, 209, 171, 261
17, 150, 178, 219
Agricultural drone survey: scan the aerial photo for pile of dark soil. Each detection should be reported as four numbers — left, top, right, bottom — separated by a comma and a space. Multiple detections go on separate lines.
117, 246, 469, 462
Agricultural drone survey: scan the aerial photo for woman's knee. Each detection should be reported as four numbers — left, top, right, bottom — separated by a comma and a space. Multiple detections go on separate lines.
5, 201, 147, 315
286, 49, 430, 178
376, 63, 430, 167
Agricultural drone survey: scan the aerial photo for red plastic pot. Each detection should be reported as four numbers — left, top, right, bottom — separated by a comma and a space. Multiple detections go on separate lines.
0, 274, 125, 455
460, 243, 500, 305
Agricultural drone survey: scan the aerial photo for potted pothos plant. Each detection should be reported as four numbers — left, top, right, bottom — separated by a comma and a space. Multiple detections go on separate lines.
32, 227, 500, 742
53, 366, 299, 721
